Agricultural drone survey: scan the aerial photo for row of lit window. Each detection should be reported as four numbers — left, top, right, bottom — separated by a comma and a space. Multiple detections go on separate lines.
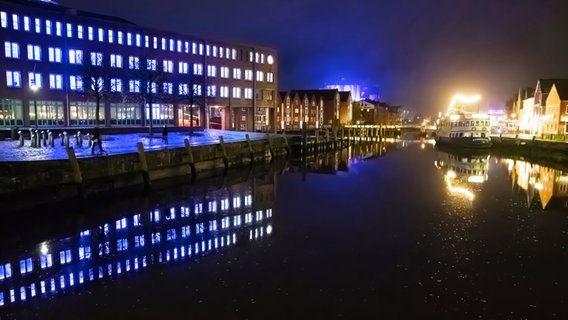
0, 11, 274, 64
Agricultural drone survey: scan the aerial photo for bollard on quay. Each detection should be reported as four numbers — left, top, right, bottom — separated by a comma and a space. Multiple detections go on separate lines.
35, 130, 41, 148
63, 131, 69, 148
30, 132, 36, 148
18, 130, 24, 147
42, 130, 47, 147
59, 133, 64, 146
48, 131, 54, 147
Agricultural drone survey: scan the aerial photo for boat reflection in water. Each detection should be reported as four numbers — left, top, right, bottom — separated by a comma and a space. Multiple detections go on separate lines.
0, 170, 275, 311
434, 146, 490, 201
503, 158, 568, 210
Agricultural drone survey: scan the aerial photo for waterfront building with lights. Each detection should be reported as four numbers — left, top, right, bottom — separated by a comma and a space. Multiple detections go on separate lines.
0, 0, 278, 132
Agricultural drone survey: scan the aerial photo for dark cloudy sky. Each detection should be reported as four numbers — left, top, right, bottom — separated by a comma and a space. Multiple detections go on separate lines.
58, 0, 568, 116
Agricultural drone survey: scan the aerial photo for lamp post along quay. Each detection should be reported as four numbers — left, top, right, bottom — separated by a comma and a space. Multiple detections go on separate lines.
31, 83, 38, 130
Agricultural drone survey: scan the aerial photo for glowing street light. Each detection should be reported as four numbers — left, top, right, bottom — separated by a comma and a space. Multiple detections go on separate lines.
30, 83, 38, 130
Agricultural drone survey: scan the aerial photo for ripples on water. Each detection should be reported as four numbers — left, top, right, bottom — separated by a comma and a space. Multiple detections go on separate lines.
1, 140, 568, 319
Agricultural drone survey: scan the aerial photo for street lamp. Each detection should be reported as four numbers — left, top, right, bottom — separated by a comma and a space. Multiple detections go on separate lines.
30, 83, 38, 130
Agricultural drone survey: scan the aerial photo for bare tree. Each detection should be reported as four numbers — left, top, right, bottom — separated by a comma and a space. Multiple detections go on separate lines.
128, 57, 165, 136
79, 52, 111, 126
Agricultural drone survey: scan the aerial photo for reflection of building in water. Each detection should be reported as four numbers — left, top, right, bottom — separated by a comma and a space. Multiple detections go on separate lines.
434, 149, 490, 200
0, 177, 274, 310
504, 159, 568, 209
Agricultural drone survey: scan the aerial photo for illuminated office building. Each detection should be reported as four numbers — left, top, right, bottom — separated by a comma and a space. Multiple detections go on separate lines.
0, 0, 277, 132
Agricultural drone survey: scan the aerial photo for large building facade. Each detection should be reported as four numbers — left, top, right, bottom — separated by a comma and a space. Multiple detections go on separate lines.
0, 0, 278, 132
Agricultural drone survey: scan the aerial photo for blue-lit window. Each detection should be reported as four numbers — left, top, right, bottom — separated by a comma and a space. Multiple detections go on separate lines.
222, 217, 230, 229
129, 56, 139, 69
161, 38, 166, 50
244, 194, 252, 206
193, 63, 203, 75
19, 258, 33, 274
79, 246, 91, 260
178, 62, 188, 74
166, 207, 176, 220
163, 60, 173, 73
69, 75, 83, 91
133, 213, 141, 226
69, 49, 83, 64
28, 72, 42, 88
118, 31, 123, 44
59, 250, 72, 264
196, 223, 204, 234
207, 85, 216, 97
220, 66, 229, 78
226, 48, 230, 59
169, 39, 174, 51
232, 87, 241, 99
219, 46, 224, 58
220, 86, 229, 98
212, 45, 217, 57
110, 54, 122, 68
181, 225, 190, 237
207, 65, 216, 77
80, 230, 90, 237
117, 238, 128, 251
111, 78, 122, 92
245, 213, 253, 224
233, 68, 241, 80
151, 209, 160, 222
166, 229, 176, 240
129, 80, 140, 93
23, 16, 29, 31
256, 210, 263, 221
48, 47, 62, 63
115, 217, 127, 230
179, 83, 188, 95
233, 215, 241, 226
232, 49, 237, 60
108, 29, 113, 43
49, 74, 63, 90
192, 42, 197, 54
12, 14, 19, 30
90, 52, 103, 66
127, 33, 132, 46
245, 69, 253, 81
134, 235, 145, 247
0, 12, 6, 28
180, 206, 190, 218
199, 43, 203, 55
40, 253, 53, 269
6, 71, 21, 87
208, 201, 217, 213
233, 197, 241, 208
266, 208, 272, 218
193, 84, 202, 96
145, 35, 149, 47
153, 36, 157, 49
209, 220, 217, 231
147, 59, 156, 71
158, 81, 168, 93
184, 41, 189, 53
20, 286, 26, 301
194, 203, 203, 214
45, 20, 52, 35
177, 40, 182, 52
55, 21, 61, 36
87, 26, 93, 40
206, 44, 210, 56
66, 23, 72, 37
77, 25, 83, 38
151, 232, 161, 244
98, 28, 104, 42
30, 283, 36, 297
27, 44, 41, 61
136, 34, 141, 47
221, 198, 229, 210
34, 18, 40, 33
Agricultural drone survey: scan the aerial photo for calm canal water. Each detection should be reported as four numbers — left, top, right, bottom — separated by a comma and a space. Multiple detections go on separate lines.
1, 140, 568, 319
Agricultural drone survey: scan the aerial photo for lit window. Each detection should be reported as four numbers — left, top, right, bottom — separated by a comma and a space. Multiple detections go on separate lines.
98, 28, 104, 41
127, 32, 132, 46
34, 18, 41, 33
233, 68, 241, 79
256, 71, 264, 82
245, 69, 253, 81
193, 84, 202, 96
207, 65, 216, 77
193, 63, 203, 75
147, 59, 156, 70
40, 254, 53, 268
220, 86, 229, 98
66, 23, 72, 37
163, 60, 173, 73
244, 88, 253, 99
206, 44, 210, 56
192, 42, 197, 54
163, 82, 173, 94
69, 75, 83, 90
28, 72, 42, 88
12, 14, 19, 30
153, 36, 157, 49
220, 66, 229, 78
169, 38, 174, 51
4, 41, 19, 58
212, 45, 217, 57
0, 12, 7, 28
49, 74, 63, 90
232, 87, 241, 98
69, 49, 83, 64
219, 46, 224, 58
161, 38, 166, 50
55, 21, 62, 36
88, 26, 93, 40
108, 29, 113, 43
129, 56, 139, 69
110, 54, 123, 68
45, 20, 51, 35
267, 72, 274, 83
129, 80, 140, 93
6, 71, 21, 87
118, 31, 123, 44
27, 44, 41, 61
90, 52, 103, 66
178, 61, 189, 74
199, 43, 203, 55
23, 16, 30, 31
136, 34, 141, 47
111, 78, 122, 92
48, 47, 62, 63
207, 85, 216, 97
232, 49, 236, 60
184, 41, 189, 53
178, 83, 188, 95
77, 25, 83, 38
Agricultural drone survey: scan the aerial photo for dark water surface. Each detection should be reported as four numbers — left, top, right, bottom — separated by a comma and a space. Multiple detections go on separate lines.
1, 141, 568, 319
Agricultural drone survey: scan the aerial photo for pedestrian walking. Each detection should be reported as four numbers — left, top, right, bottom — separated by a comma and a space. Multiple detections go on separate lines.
162, 125, 168, 144
91, 126, 104, 155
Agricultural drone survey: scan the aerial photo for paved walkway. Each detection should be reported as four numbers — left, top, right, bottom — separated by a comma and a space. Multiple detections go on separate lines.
0, 129, 271, 162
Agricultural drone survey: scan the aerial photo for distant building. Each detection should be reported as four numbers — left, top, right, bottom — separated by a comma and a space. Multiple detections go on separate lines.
543, 81, 568, 135
276, 89, 340, 130
0, 0, 277, 131
325, 84, 360, 101
338, 91, 352, 125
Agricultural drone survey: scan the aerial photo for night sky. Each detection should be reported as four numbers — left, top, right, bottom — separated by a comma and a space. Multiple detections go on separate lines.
56, 0, 568, 116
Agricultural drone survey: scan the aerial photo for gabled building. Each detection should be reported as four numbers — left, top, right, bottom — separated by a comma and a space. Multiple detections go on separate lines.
338, 91, 352, 125
543, 80, 568, 135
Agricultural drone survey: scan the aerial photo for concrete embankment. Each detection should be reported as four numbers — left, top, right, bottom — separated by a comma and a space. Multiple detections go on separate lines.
0, 135, 291, 207
491, 136, 568, 163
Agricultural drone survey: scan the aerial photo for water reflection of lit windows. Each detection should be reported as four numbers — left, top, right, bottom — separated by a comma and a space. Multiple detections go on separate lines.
245, 213, 253, 224
98, 266, 103, 279
166, 229, 176, 240
233, 197, 241, 208
79, 270, 84, 284
59, 250, 72, 264
30, 283, 36, 297
167, 207, 176, 220
20, 287, 25, 301
151, 232, 161, 244
151, 209, 160, 222
256, 210, 263, 221
221, 198, 229, 210
0, 292, 3, 306
125, 259, 131, 272
180, 206, 190, 217
80, 230, 90, 236
117, 262, 122, 274
133, 213, 141, 226
196, 223, 204, 234
10, 289, 15, 302
181, 225, 190, 237
107, 264, 112, 276
266, 209, 272, 218
117, 238, 128, 251
244, 194, 252, 206
208, 201, 217, 213
79, 246, 92, 260
116, 218, 127, 230
40, 280, 46, 293
134, 235, 145, 247
19, 258, 33, 274
195, 203, 203, 214
0, 263, 12, 279
60, 275, 65, 289
89, 268, 94, 280
69, 273, 75, 286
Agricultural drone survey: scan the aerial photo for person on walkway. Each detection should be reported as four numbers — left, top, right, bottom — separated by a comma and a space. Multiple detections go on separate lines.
162, 125, 168, 144
91, 126, 104, 155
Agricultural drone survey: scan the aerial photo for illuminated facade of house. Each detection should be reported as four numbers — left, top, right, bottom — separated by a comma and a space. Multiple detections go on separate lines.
276, 89, 341, 130
0, 0, 277, 132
